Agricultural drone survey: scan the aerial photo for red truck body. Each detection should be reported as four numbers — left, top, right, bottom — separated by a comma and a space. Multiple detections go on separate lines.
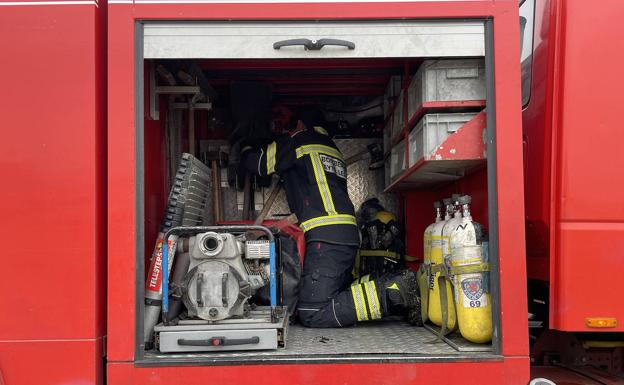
522, 0, 624, 332
0, 0, 621, 384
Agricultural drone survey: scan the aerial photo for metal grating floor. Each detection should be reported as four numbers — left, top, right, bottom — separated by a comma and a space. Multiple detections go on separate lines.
145, 320, 494, 363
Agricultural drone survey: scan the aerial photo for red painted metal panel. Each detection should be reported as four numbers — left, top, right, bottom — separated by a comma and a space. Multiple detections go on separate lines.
432, 112, 486, 160
403, 190, 437, 263
554, 223, 624, 331
107, 0, 528, 378
0, 2, 106, 342
108, 357, 529, 385
488, 2, 529, 357
107, 2, 137, 362
404, 168, 489, 268
386, 111, 487, 192
522, 0, 556, 282
0, 339, 103, 385
548, 0, 624, 332
0, 3, 107, 383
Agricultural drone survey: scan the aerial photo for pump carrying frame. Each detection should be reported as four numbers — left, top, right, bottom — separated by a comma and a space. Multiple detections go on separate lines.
160, 225, 280, 324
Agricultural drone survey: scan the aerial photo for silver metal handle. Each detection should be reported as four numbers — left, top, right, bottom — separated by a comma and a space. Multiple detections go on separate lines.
178, 336, 260, 347
273, 38, 355, 51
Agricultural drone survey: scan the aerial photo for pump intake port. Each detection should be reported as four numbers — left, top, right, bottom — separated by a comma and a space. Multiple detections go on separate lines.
198, 232, 224, 257
203, 236, 219, 252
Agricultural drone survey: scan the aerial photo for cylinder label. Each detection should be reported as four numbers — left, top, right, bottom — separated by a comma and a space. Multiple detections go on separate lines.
460, 275, 487, 308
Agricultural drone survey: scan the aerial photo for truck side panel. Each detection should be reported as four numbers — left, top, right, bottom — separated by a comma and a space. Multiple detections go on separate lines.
0, 1, 106, 383
550, 0, 624, 331
523, 0, 555, 282
108, 357, 530, 385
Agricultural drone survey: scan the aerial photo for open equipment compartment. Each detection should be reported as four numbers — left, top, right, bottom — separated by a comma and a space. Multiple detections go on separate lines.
105, 0, 531, 380
136, 19, 500, 364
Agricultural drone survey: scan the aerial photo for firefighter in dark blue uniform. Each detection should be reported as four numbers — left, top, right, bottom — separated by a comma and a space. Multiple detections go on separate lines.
242, 110, 420, 327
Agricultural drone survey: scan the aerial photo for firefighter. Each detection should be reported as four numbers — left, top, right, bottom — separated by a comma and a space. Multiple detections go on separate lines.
241, 108, 421, 328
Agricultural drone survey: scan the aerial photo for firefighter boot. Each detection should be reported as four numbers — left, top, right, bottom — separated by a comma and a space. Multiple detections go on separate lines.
384, 269, 423, 326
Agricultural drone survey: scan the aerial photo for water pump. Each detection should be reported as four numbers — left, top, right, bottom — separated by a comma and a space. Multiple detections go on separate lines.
183, 232, 271, 321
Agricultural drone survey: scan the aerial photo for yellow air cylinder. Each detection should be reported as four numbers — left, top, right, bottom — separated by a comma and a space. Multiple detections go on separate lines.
428, 198, 457, 329
421, 201, 443, 322
450, 244, 492, 343
423, 201, 443, 270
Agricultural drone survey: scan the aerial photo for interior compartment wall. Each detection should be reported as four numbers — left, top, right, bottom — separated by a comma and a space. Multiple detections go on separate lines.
143, 63, 168, 271
403, 167, 488, 262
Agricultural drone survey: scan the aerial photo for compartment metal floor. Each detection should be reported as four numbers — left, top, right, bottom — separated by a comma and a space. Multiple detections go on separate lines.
144, 320, 495, 364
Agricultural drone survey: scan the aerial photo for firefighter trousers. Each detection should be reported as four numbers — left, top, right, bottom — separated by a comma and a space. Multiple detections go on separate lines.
297, 241, 386, 327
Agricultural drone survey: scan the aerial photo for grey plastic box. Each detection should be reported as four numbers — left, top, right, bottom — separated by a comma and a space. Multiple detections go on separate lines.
385, 158, 391, 188
383, 118, 393, 154
407, 59, 486, 119
391, 89, 405, 140
383, 75, 402, 118
408, 112, 478, 166
390, 139, 407, 179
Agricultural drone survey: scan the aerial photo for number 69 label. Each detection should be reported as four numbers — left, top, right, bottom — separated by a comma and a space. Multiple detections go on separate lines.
460, 275, 487, 308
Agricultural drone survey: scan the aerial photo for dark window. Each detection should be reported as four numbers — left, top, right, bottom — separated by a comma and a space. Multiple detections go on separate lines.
520, 0, 536, 107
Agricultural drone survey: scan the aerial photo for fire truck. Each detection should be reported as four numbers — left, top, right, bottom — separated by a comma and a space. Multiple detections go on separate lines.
0, 0, 622, 384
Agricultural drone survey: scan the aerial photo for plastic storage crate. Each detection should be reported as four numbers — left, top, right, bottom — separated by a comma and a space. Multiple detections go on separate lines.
384, 118, 393, 154
383, 75, 402, 119
384, 158, 391, 188
391, 90, 405, 140
390, 139, 407, 179
408, 112, 478, 166
407, 59, 486, 120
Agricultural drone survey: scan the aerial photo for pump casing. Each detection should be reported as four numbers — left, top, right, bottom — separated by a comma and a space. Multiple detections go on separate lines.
182, 232, 270, 321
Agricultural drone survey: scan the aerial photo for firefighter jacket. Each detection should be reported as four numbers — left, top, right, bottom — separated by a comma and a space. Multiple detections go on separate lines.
243, 127, 360, 246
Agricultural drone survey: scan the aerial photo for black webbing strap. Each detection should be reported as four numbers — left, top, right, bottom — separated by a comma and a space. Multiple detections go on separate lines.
416, 264, 431, 324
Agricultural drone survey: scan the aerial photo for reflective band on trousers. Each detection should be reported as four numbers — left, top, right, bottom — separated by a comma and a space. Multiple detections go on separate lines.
350, 281, 382, 321
266, 142, 277, 174
309, 152, 336, 214
351, 283, 368, 321
295, 144, 344, 161
363, 281, 382, 320
299, 214, 357, 232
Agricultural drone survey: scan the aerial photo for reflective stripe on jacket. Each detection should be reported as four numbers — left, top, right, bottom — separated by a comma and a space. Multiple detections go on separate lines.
244, 127, 359, 246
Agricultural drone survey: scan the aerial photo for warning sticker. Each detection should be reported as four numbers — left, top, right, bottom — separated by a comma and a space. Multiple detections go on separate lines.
460, 275, 487, 308
319, 154, 346, 179
146, 241, 164, 292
